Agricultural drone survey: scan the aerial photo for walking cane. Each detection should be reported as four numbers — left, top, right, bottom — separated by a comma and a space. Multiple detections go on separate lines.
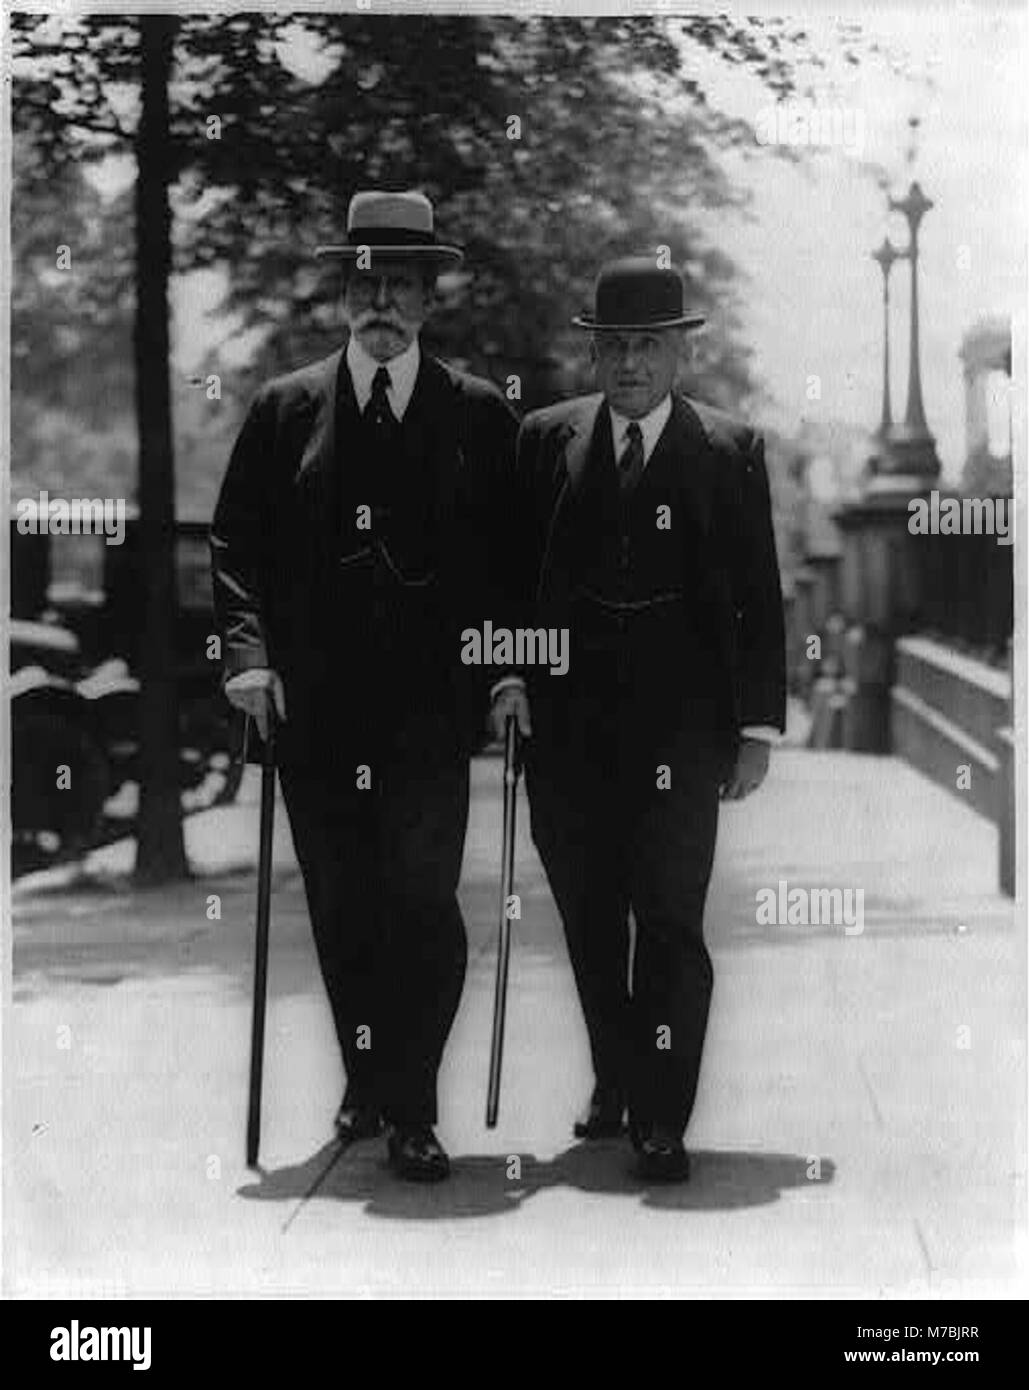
246, 705, 277, 1168
486, 715, 521, 1128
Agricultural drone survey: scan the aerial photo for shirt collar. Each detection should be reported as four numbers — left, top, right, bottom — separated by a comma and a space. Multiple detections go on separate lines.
608, 393, 673, 467
346, 335, 421, 419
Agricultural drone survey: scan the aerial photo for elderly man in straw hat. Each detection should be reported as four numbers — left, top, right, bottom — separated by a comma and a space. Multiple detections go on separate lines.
212, 191, 518, 1182
492, 257, 786, 1182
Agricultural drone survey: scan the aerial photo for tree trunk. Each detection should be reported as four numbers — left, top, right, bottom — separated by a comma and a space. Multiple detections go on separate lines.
133, 14, 188, 883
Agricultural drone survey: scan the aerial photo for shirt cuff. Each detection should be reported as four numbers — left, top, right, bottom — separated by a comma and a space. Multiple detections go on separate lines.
222, 645, 271, 689
490, 675, 526, 701
740, 725, 781, 745
224, 666, 272, 691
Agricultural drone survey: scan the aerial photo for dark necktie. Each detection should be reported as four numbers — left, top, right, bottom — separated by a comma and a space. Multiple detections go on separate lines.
618, 420, 645, 495
366, 365, 397, 429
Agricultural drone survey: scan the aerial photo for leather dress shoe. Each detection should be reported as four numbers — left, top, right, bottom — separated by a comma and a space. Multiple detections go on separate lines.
632, 1124, 691, 1183
573, 1085, 626, 1140
334, 1100, 382, 1145
386, 1124, 450, 1183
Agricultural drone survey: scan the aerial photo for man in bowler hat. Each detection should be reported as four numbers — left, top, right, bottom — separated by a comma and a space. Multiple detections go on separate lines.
212, 191, 518, 1181
492, 257, 785, 1182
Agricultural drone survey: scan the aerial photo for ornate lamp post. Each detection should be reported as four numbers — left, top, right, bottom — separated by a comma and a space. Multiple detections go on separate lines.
890, 181, 933, 438
869, 121, 941, 488
870, 236, 900, 437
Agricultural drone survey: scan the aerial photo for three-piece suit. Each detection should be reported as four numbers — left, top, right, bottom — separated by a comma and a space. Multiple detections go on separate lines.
512, 389, 786, 1133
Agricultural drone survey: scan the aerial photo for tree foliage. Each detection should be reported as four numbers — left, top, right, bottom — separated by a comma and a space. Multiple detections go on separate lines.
13, 11, 823, 440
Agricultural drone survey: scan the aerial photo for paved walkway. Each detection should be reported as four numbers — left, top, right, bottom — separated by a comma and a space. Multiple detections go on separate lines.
6, 750, 1024, 1297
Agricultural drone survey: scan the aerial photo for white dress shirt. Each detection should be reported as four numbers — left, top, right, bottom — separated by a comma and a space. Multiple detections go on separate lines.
609, 393, 673, 469
347, 335, 420, 419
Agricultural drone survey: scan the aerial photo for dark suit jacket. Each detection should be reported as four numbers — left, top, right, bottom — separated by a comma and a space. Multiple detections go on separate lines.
511, 390, 787, 741
210, 345, 519, 762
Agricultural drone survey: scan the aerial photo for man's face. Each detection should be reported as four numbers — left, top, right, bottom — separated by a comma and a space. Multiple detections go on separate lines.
342, 257, 434, 361
592, 329, 682, 418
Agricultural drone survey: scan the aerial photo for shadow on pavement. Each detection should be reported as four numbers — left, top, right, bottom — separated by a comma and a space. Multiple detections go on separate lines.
239, 1139, 835, 1221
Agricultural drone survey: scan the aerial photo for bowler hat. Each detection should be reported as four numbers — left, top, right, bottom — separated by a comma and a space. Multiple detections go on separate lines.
573, 257, 704, 331
315, 190, 464, 267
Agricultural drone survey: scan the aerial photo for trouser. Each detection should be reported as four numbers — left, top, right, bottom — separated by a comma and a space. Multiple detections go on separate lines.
279, 746, 469, 1126
526, 711, 722, 1136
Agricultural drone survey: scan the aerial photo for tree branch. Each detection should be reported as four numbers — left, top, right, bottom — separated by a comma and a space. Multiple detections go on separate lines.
15, 94, 132, 144
68, 114, 132, 143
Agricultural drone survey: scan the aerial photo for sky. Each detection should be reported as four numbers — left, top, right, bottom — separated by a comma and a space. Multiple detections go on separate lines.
85, 3, 1024, 486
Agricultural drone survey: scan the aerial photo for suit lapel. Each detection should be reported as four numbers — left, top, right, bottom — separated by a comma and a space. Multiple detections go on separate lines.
653, 397, 734, 670
641, 394, 722, 538
292, 349, 343, 533
403, 355, 464, 522
562, 394, 607, 494
536, 396, 606, 601
544, 395, 606, 536
294, 347, 347, 483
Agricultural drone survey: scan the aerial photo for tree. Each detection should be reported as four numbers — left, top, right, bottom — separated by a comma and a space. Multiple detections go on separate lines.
133, 15, 187, 882
13, 10, 306, 883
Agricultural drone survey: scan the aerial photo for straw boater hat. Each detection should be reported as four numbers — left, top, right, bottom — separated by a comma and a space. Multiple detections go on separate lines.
573, 257, 705, 331
315, 190, 464, 268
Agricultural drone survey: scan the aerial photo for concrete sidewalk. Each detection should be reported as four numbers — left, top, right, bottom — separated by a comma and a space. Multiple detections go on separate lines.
6, 750, 1025, 1297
